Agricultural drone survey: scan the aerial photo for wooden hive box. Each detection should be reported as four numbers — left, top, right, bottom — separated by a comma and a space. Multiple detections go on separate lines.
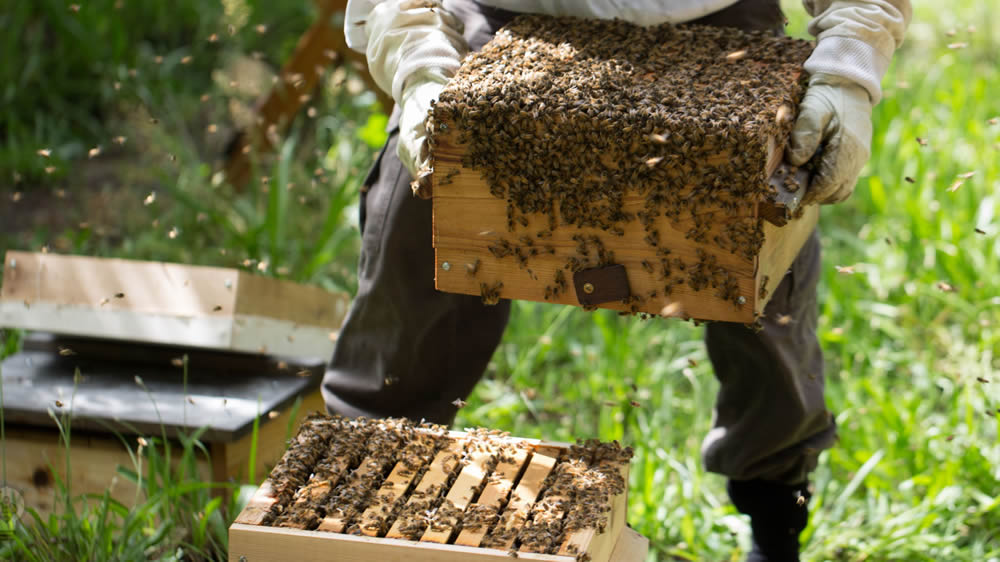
229, 416, 649, 561
0, 251, 349, 359
0, 331, 330, 518
429, 16, 818, 323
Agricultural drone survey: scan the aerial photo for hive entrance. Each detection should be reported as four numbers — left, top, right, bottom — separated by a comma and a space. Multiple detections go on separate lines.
234, 415, 633, 561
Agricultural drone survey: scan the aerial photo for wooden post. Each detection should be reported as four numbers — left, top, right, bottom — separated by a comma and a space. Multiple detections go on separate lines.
224, 0, 392, 190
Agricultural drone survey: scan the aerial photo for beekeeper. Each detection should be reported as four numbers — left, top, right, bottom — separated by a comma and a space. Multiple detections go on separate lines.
323, 1, 911, 560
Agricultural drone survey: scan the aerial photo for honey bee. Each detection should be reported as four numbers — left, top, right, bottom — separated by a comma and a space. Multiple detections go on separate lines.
466, 259, 481, 276
936, 281, 955, 292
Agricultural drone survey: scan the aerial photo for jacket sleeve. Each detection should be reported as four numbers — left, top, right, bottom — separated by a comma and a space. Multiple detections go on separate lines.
800, 0, 913, 104
344, 0, 468, 104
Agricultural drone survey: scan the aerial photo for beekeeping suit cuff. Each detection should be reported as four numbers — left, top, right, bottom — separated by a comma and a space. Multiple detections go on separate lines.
801, 0, 912, 104
397, 73, 446, 196
787, 73, 872, 205
346, 0, 469, 104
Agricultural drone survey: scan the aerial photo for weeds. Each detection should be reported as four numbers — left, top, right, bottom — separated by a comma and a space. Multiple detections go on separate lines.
0, 334, 252, 561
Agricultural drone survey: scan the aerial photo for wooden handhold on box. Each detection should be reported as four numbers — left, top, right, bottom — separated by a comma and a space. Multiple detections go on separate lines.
573, 264, 631, 306
0, 251, 348, 359
429, 15, 819, 323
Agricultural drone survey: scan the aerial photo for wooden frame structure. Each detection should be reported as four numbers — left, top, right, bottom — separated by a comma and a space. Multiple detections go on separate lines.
229, 428, 649, 562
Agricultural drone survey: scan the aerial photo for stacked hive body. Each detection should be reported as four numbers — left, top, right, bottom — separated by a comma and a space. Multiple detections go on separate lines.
229, 415, 646, 561
429, 16, 818, 322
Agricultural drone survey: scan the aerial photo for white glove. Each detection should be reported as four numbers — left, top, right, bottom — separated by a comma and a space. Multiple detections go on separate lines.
398, 71, 446, 197
347, 0, 469, 196
786, 72, 872, 205
788, 0, 911, 204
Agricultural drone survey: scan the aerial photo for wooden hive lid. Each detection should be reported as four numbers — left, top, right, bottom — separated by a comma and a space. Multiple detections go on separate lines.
0, 251, 349, 359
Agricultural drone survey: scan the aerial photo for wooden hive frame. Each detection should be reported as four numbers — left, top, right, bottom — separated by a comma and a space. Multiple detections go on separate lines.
429, 16, 819, 323
229, 417, 648, 562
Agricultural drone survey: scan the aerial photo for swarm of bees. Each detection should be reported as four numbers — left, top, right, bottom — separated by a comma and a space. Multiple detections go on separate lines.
252, 415, 634, 556
260, 416, 339, 525
516, 441, 631, 554
429, 16, 813, 310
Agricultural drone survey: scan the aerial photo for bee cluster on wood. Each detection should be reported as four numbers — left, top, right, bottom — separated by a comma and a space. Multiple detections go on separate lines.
429, 16, 813, 310
253, 414, 633, 558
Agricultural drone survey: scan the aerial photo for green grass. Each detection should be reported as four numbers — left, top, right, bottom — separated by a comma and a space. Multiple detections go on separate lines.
0, 351, 252, 561
2, 1, 999, 561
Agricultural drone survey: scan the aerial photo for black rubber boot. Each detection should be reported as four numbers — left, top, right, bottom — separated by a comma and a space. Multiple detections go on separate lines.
727, 479, 812, 562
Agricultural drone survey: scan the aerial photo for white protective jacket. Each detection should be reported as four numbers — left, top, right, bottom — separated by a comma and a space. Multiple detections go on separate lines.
346, 0, 911, 194
346, 0, 911, 104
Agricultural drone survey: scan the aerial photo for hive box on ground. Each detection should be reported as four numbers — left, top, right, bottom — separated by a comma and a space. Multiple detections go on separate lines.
229, 417, 649, 562
0, 251, 348, 359
429, 15, 819, 323
1, 332, 328, 517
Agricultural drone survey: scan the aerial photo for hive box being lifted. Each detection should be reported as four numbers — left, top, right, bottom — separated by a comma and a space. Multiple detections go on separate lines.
429, 15, 818, 323
0, 251, 348, 359
229, 415, 648, 562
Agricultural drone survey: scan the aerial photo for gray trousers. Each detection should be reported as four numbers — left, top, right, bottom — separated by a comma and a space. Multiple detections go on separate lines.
322, 0, 837, 485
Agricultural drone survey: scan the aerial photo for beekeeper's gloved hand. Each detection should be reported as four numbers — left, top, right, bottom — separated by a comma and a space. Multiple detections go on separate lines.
347, 0, 468, 198
397, 71, 447, 197
787, 73, 872, 205
789, 0, 912, 205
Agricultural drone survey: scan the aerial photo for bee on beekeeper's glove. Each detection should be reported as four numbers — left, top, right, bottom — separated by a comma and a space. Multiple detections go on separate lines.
788, 0, 912, 205
349, 0, 469, 198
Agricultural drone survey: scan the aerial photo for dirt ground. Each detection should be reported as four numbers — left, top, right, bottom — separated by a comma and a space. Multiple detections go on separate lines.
2, 155, 162, 252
